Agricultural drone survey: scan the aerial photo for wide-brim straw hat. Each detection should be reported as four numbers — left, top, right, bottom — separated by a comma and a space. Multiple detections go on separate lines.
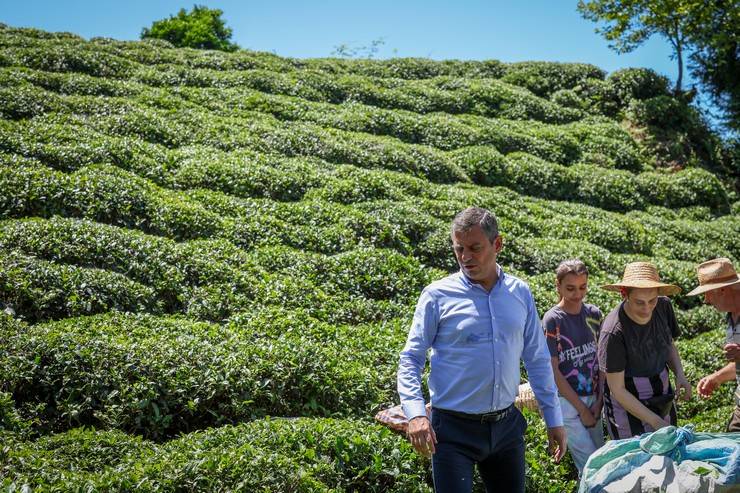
687, 258, 740, 296
601, 261, 681, 296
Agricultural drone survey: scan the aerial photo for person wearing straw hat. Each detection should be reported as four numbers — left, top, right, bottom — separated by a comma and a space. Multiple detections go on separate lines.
397, 207, 566, 493
597, 261, 692, 439
688, 258, 740, 431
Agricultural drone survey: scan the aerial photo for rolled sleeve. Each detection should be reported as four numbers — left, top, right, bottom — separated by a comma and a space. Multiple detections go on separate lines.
520, 289, 563, 427
397, 289, 439, 419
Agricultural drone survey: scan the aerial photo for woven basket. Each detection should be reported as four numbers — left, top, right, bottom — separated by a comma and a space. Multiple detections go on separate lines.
376, 384, 540, 435
515, 382, 539, 412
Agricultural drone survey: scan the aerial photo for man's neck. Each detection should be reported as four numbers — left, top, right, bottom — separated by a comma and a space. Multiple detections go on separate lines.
466, 270, 499, 293
478, 273, 498, 292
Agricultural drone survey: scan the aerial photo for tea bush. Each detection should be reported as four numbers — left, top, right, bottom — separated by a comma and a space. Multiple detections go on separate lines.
0, 24, 737, 493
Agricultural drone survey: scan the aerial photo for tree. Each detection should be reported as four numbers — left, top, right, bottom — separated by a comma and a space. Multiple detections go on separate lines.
685, 1, 739, 132
141, 5, 239, 52
577, 0, 691, 94
578, 0, 739, 131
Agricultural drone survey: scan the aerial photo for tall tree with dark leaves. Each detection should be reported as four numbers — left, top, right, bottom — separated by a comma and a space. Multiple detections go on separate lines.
577, 0, 691, 94
578, 0, 739, 132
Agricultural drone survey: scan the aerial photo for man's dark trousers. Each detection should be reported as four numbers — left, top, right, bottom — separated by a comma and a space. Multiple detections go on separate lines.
431, 406, 527, 493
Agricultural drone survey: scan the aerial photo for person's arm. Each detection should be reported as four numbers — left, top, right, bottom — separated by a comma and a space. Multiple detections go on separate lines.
397, 289, 439, 457
590, 370, 605, 420
606, 371, 669, 430
521, 290, 565, 461
590, 310, 604, 420
550, 356, 596, 427
667, 340, 692, 401
697, 362, 736, 398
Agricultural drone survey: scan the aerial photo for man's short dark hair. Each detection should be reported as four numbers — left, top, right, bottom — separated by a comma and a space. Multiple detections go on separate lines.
451, 207, 498, 243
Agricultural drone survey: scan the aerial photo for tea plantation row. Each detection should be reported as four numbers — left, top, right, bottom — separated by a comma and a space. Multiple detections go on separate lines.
0, 24, 737, 492
2, 155, 736, 263
0, 215, 729, 327
0, 26, 669, 115
1, 66, 646, 170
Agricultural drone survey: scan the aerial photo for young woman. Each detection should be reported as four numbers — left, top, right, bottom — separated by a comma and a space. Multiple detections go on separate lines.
598, 261, 692, 439
542, 259, 604, 474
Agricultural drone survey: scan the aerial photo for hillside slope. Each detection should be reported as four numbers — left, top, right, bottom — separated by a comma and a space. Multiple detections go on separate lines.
0, 24, 738, 492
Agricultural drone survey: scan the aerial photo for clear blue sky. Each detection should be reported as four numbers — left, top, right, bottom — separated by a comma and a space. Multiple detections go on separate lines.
4, 1, 686, 79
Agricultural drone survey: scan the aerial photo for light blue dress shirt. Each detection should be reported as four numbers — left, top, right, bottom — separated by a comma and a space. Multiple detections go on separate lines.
397, 264, 564, 427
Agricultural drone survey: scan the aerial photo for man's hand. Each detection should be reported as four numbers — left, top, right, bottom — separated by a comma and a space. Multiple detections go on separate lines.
697, 375, 719, 398
547, 426, 567, 463
407, 416, 437, 457
675, 376, 692, 401
724, 343, 740, 362
578, 406, 597, 428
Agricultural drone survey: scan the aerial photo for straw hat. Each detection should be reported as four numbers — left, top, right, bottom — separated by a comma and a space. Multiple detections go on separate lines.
687, 258, 740, 296
601, 261, 680, 296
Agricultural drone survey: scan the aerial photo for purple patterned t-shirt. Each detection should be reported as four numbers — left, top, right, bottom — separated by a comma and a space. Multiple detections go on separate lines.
543, 303, 602, 396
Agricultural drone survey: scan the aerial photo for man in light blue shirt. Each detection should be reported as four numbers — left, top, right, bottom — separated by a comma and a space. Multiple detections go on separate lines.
398, 207, 566, 493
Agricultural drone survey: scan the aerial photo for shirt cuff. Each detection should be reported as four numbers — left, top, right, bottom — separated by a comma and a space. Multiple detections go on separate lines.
542, 405, 564, 428
402, 400, 427, 420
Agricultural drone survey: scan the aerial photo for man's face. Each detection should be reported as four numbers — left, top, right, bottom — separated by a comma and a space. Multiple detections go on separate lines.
452, 225, 501, 285
625, 287, 660, 323
704, 287, 729, 311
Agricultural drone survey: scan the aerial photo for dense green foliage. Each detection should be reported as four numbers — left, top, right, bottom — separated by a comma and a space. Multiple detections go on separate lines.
0, 24, 737, 492
140, 5, 239, 52
578, 0, 739, 132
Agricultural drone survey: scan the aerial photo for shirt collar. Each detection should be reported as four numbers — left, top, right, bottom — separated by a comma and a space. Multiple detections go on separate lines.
458, 263, 504, 291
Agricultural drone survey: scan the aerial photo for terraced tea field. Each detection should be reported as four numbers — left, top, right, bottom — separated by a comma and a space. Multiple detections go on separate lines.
0, 24, 738, 492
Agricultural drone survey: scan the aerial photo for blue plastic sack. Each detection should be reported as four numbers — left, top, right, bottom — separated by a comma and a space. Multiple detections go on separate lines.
579, 425, 740, 492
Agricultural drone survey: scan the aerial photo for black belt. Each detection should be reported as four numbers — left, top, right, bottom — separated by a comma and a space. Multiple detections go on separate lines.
434, 404, 513, 423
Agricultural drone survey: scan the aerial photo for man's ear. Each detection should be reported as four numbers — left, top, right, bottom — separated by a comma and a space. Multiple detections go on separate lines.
493, 235, 503, 253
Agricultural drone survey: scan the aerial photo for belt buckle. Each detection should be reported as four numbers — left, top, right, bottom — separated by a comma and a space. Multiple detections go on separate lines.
482, 406, 509, 423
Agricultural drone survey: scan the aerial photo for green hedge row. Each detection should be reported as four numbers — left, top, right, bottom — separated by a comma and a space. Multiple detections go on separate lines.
0, 82, 561, 182
627, 210, 740, 262
0, 310, 406, 438
1, 67, 648, 173
0, 157, 229, 240
0, 412, 582, 492
0, 250, 160, 322
563, 68, 672, 118
3, 110, 727, 214
177, 83, 644, 170
0, 43, 583, 124
0, 28, 680, 128
0, 216, 263, 313
0, 282, 719, 442
453, 149, 726, 211
676, 329, 736, 421
0, 157, 413, 255
2, 26, 658, 108
354, 188, 737, 266
0, 420, 431, 492
7, 155, 733, 278
2, 214, 726, 331
0, 217, 433, 325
